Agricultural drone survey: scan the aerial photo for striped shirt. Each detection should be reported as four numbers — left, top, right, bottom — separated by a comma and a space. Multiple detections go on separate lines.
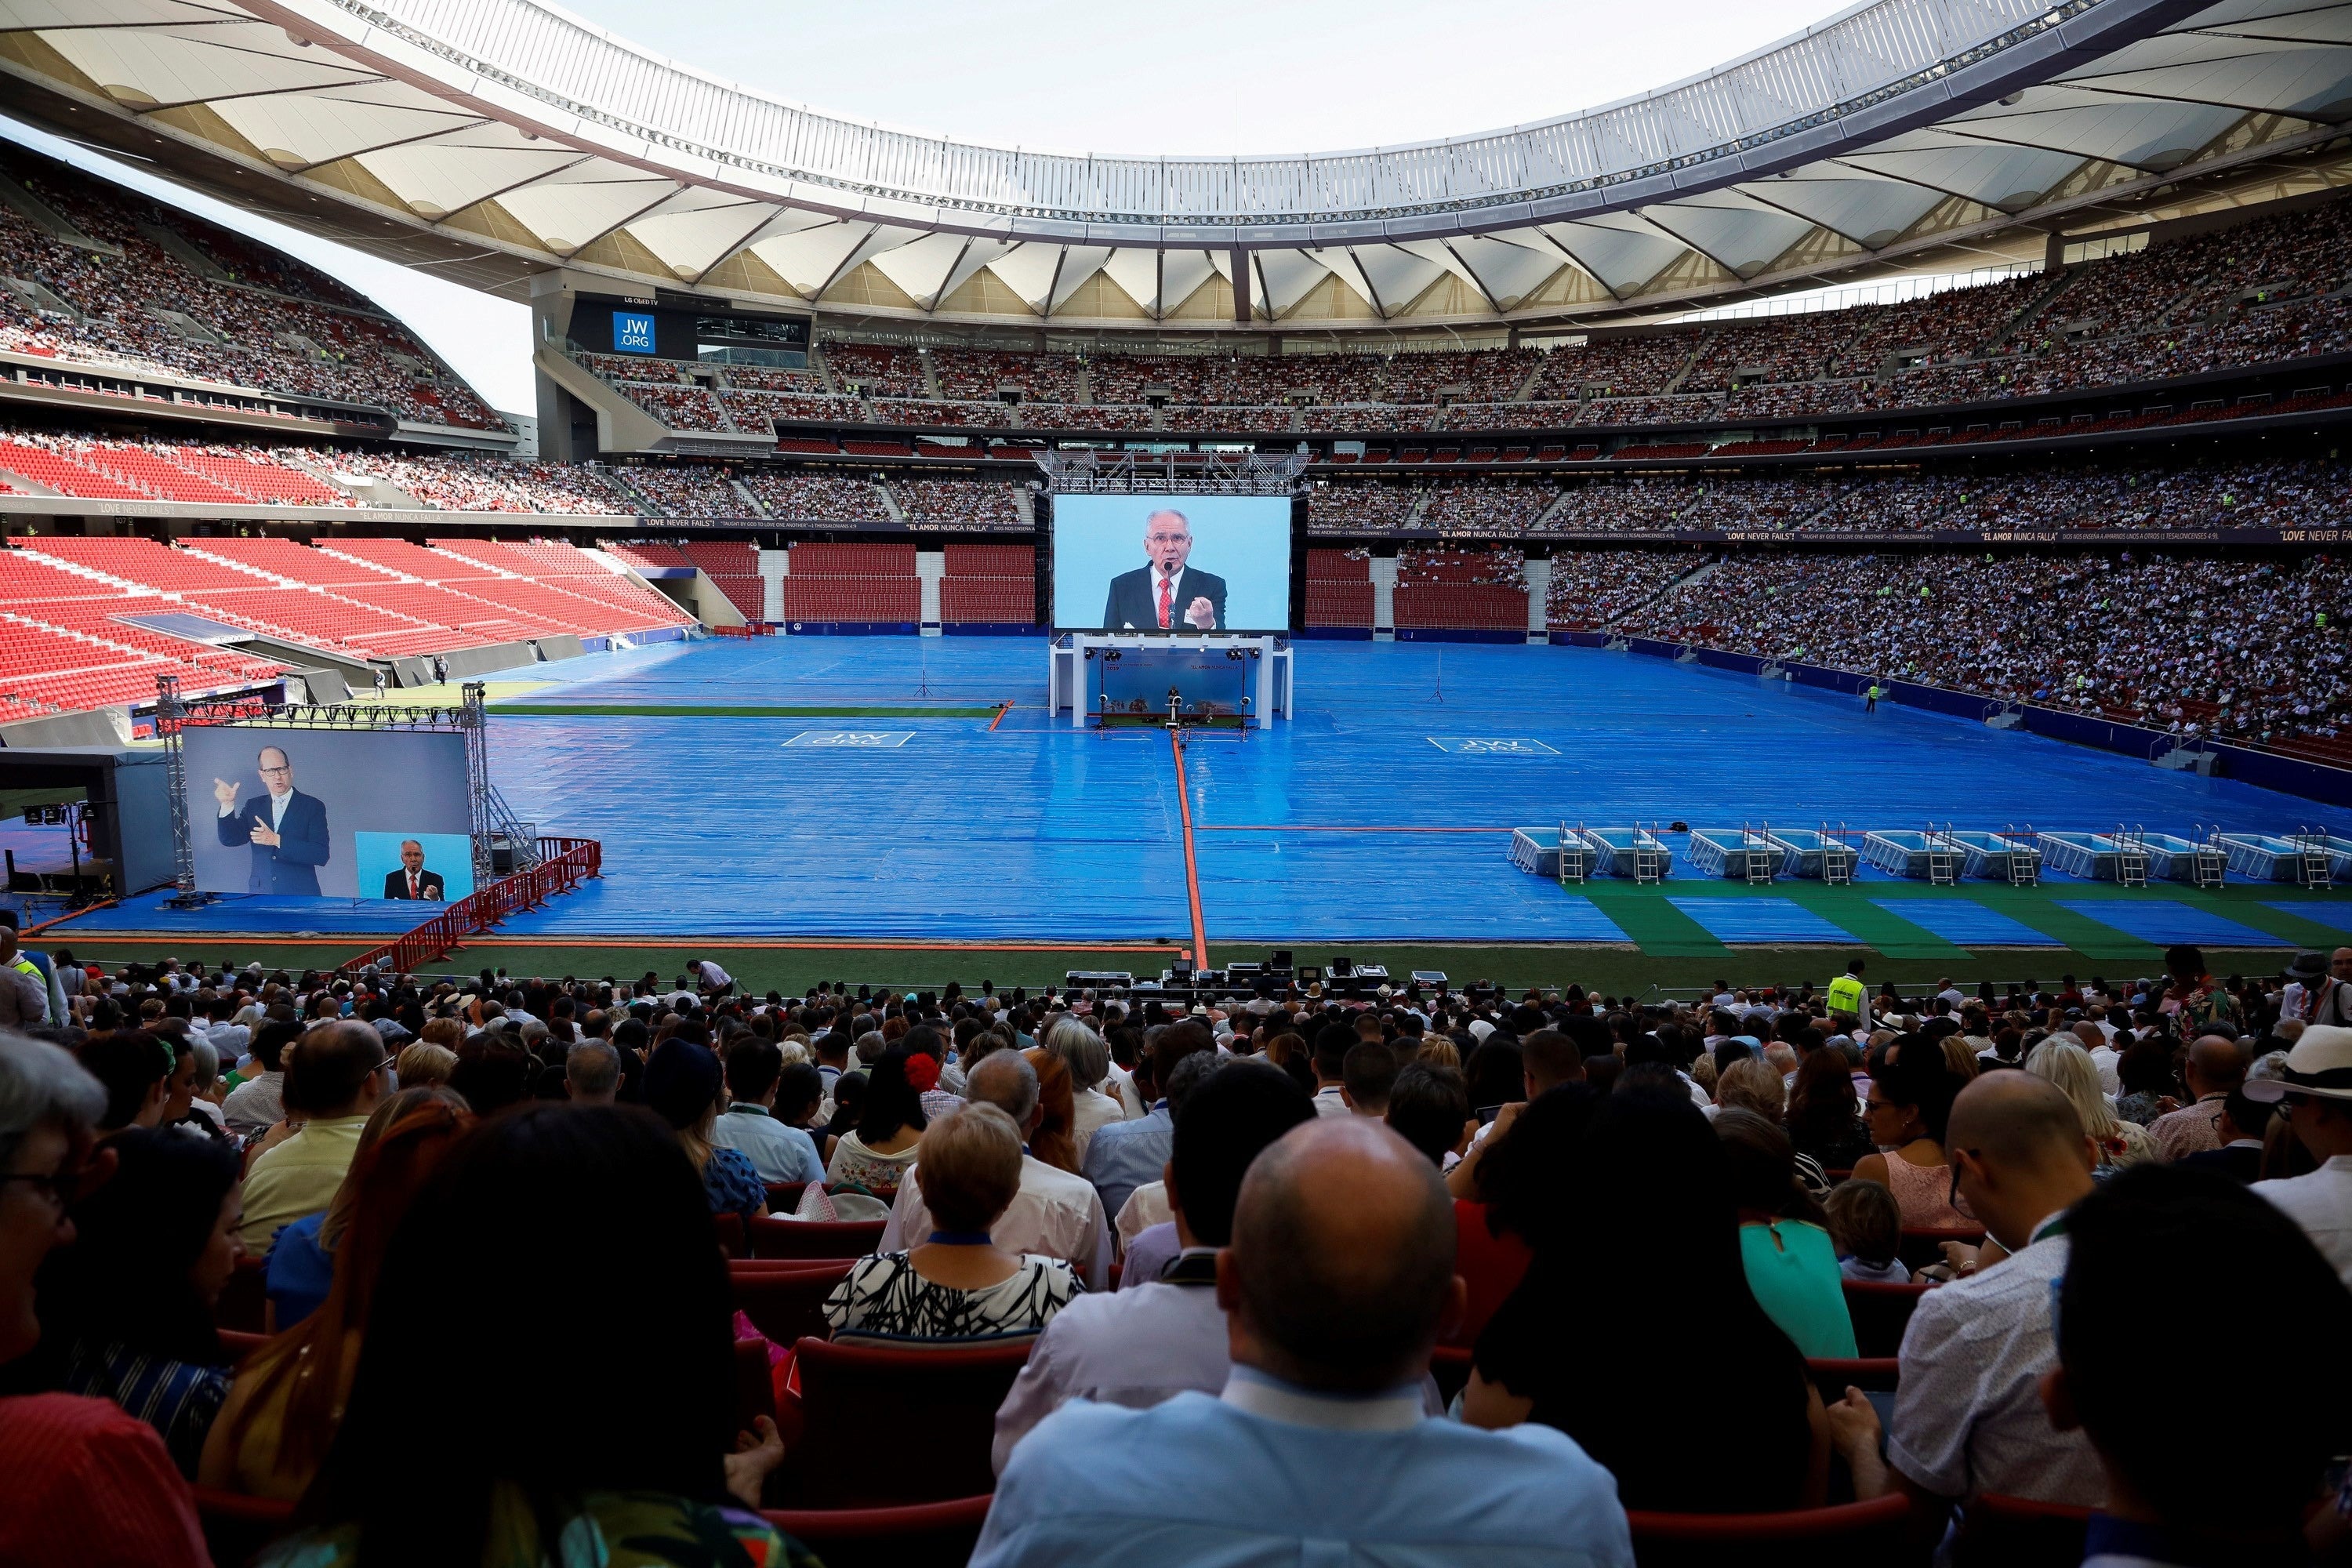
62, 1338, 230, 1480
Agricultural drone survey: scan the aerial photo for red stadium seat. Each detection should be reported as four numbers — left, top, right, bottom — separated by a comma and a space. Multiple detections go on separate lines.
1899, 1225, 1986, 1272
192, 1486, 296, 1568
764, 1181, 809, 1211
1805, 1356, 1900, 1403
1841, 1279, 1930, 1357
762, 1494, 992, 1568
1625, 1493, 1914, 1568
747, 1217, 884, 1261
713, 1212, 748, 1259
1954, 1492, 2095, 1568
731, 1259, 853, 1348
779, 1338, 1033, 1507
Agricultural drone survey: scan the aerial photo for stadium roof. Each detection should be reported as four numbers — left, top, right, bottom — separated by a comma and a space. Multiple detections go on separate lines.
3, 0, 2349, 331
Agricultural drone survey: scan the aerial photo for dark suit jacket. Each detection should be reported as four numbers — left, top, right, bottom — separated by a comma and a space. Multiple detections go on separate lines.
216, 789, 329, 895
1103, 565, 1229, 632
384, 868, 446, 900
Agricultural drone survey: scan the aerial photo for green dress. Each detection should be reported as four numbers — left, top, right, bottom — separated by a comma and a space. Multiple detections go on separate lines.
260, 1487, 818, 1568
1738, 1219, 1860, 1359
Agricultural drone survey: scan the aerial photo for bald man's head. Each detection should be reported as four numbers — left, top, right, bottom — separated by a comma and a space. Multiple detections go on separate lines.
1223, 1116, 1457, 1393
966, 1049, 1040, 1133
2183, 1035, 2246, 1099
1947, 1071, 2089, 1176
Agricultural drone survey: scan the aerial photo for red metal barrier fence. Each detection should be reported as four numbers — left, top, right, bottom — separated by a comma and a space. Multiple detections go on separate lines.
340, 837, 601, 975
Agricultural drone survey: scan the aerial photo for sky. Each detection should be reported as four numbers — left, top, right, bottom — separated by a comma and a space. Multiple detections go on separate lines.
0, 0, 1847, 410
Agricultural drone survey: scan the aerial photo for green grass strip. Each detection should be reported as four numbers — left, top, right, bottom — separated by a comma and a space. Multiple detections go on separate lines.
487, 703, 1001, 719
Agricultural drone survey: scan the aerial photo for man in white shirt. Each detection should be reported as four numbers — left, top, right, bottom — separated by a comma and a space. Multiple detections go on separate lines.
1826, 1073, 2103, 1544
688, 956, 733, 996
1308, 1025, 1352, 1118
883, 1051, 1110, 1290
2246, 1025, 2352, 1286
709, 1037, 825, 1184
994, 1060, 1316, 1472
2283, 949, 2352, 1028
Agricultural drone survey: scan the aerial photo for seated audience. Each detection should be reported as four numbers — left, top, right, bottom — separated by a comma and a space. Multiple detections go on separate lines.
201, 1094, 472, 1498
2245, 1024, 2352, 1284
1046, 1019, 1124, 1163
1823, 1178, 1908, 1283
1341, 1041, 1398, 1115
645, 1040, 767, 1223
223, 1019, 297, 1134
879, 1051, 1109, 1289
256, 1103, 797, 1564
1717, 1108, 1857, 1359
1466, 1088, 1828, 1512
1023, 1045, 1081, 1174
1829, 1073, 2104, 1530
2147, 1034, 2246, 1162
0, 1037, 210, 1568
259, 1085, 461, 1332
977, 1117, 1635, 1568
2179, 1086, 2272, 1183
2045, 1163, 2352, 1568
77, 1029, 172, 1138
1786, 1048, 1875, 1171
2026, 1036, 2154, 1169
20, 1126, 242, 1477
993, 1058, 1316, 1472
1083, 1021, 1214, 1218
561, 1039, 620, 1106
822, 1103, 1080, 1344
825, 1045, 927, 1192
240, 1022, 387, 1252
708, 1037, 822, 1183
1851, 1044, 1969, 1227
391, 1040, 456, 1090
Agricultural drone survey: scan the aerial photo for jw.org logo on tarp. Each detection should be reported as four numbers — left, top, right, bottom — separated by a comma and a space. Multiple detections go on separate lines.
612, 311, 656, 354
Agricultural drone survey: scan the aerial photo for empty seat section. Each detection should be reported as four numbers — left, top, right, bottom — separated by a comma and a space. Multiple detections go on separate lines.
321, 539, 502, 581
0, 441, 147, 499
24, 538, 261, 593
189, 538, 403, 587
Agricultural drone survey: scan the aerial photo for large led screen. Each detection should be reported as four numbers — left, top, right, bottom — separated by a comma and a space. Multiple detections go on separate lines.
1052, 494, 1291, 633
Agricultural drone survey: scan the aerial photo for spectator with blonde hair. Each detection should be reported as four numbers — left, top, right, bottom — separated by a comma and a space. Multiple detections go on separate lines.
391, 1041, 454, 1091
2027, 1036, 2154, 1171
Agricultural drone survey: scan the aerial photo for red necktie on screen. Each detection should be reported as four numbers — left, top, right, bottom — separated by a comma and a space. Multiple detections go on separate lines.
408, 873, 419, 898
1157, 575, 1172, 629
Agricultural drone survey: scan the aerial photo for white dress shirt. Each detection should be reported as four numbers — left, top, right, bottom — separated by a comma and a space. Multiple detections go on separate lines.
991, 1248, 1229, 1474
2256, 1155, 2352, 1287
881, 1152, 1111, 1291
1071, 1087, 1124, 1165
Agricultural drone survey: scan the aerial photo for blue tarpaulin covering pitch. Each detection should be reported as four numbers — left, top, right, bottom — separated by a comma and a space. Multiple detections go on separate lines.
52, 637, 2352, 942
1668, 898, 1854, 944
2265, 902, 2352, 934
2058, 900, 2284, 948
1871, 900, 2063, 947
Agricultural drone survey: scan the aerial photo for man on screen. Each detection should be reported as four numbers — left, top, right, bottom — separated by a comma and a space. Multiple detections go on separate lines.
1102, 508, 1229, 631
383, 840, 445, 902
212, 745, 330, 895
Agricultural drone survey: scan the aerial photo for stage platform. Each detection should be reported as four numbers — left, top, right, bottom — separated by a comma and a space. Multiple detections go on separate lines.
34, 637, 2352, 974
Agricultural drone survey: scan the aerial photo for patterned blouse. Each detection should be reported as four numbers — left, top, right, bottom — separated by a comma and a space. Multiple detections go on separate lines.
824, 1132, 921, 1196
260, 1487, 814, 1568
62, 1337, 230, 1480
702, 1146, 766, 1222
822, 1251, 1079, 1344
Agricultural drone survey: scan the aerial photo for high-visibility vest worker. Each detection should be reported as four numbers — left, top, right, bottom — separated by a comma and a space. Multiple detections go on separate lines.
1825, 967, 1867, 1021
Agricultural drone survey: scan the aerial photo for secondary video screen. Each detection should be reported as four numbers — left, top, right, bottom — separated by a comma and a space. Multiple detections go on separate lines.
182, 726, 475, 902
1052, 493, 1291, 633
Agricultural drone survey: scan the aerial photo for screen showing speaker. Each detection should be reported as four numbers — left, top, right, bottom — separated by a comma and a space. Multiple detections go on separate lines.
182, 726, 475, 901
1051, 494, 1291, 633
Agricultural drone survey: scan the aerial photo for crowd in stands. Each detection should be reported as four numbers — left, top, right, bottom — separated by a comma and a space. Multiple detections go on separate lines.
737, 470, 891, 521
887, 479, 1022, 528
1297, 458, 2352, 538
1544, 549, 1703, 630
1613, 548, 2352, 744
303, 451, 628, 515
0, 149, 503, 431
572, 197, 2352, 451
615, 465, 747, 521
2, 942, 2349, 1565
